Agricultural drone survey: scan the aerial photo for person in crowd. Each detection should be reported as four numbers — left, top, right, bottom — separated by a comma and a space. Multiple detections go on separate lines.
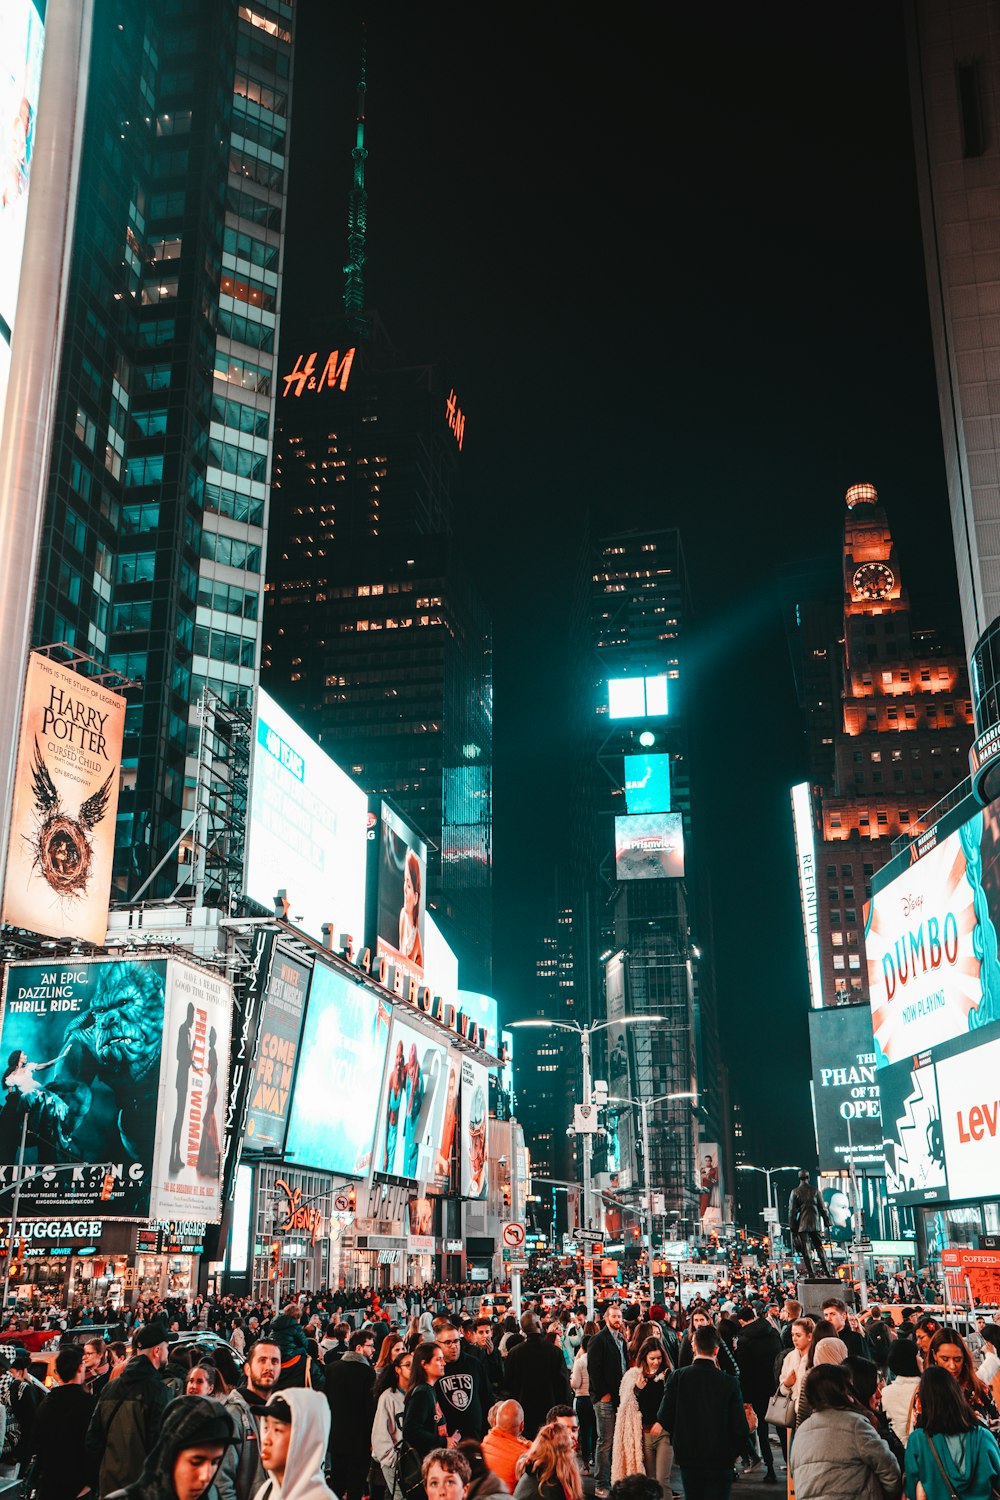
29, 1344, 96, 1500
104, 1396, 235, 1500
241, 1341, 285, 1421
881, 1340, 922, 1451
778, 1317, 815, 1406
788, 1364, 900, 1500
821, 1299, 870, 1361
403, 1342, 454, 1462
186, 1366, 219, 1398
588, 1304, 630, 1498
977, 1323, 1000, 1387
481, 1401, 531, 1491
927, 1327, 998, 1424
914, 1316, 942, 1370
903, 1366, 1000, 1500
845, 1355, 904, 1470
324, 1324, 352, 1364
456, 1439, 508, 1500
778, 1300, 803, 1350
269, 1306, 325, 1392
570, 1334, 595, 1474
608, 1478, 662, 1500
656, 1324, 752, 1500
512, 1421, 583, 1500
436, 1322, 488, 1440
795, 1335, 848, 1428
325, 1328, 377, 1500
423, 1449, 472, 1500
83, 1338, 112, 1398
471, 1322, 503, 1396
257, 1388, 337, 1500
377, 1336, 407, 1375
611, 1338, 671, 1488
210, 1347, 265, 1500
504, 1316, 571, 1443
86, 1324, 173, 1497
734, 1303, 783, 1483
675, 1310, 713, 1370
372, 1349, 413, 1498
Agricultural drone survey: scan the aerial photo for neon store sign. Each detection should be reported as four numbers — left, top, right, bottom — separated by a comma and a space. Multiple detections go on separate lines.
445, 388, 465, 450
282, 348, 356, 398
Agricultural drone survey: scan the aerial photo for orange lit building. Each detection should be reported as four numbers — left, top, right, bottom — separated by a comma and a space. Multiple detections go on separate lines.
797, 484, 973, 1007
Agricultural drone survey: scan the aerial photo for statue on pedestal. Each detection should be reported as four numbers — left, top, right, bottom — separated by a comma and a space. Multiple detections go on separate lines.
787, 1169, 832, 1278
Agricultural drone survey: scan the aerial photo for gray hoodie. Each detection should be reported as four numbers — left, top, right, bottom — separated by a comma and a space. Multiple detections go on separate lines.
252, 1389, 335, 1500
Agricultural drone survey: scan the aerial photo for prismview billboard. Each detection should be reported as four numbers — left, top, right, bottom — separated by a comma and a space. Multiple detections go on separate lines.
614, 812, 684, 880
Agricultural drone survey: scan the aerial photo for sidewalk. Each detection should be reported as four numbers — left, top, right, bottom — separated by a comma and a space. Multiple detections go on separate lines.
580, 1433, 788, 1495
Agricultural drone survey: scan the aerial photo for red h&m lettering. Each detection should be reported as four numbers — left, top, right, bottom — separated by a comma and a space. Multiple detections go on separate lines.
186, 1009, 207, 1166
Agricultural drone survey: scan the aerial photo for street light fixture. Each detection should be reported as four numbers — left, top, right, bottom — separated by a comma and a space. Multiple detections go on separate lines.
509, 1013, 666, 1318
608, 1091, 698, 1260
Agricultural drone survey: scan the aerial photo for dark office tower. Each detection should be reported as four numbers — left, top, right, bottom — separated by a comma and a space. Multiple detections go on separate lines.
791, 485, 974, 1008
586, 529, 725, 1222
29, 0, 295, 901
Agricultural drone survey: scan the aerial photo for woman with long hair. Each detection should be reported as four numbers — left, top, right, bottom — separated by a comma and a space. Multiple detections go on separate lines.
376, 1333, 406, 1373
611, 1337, 672, 1488
928, 1327, 999, 1425
626, 1321, 661, 1359
402, 1342, 453, 1460
373, 1349, 414, 1498
512, 1422, 583, 1500
903, 1366, 1000, 1500
788, 1364, 900, 1500
570, 1333, 595, 1475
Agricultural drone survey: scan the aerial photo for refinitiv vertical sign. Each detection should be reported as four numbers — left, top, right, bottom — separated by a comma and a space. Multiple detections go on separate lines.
791, 782, 823, 1008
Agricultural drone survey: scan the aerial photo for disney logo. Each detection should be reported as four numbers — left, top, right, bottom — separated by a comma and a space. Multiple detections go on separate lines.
275, 1178, 323, 1246
901, 892, 924, 919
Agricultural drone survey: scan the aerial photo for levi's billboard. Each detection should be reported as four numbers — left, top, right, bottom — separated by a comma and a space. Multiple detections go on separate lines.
865, 804, 1000, 1066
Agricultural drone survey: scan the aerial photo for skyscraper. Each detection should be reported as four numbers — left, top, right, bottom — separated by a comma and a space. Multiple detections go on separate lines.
28, 0, 295, 903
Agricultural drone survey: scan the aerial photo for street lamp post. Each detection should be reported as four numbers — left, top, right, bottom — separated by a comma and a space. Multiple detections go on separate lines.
608, 1092, 698, 1269
509, 1014, 664, 1320
736, 1163, 802, 1254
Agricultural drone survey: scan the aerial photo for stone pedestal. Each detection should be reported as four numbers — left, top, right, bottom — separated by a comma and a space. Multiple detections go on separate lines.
796, 1277, 850, 1316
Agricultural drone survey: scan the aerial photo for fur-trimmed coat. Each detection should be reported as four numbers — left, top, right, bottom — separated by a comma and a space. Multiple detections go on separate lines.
611, 1368, 647, 1483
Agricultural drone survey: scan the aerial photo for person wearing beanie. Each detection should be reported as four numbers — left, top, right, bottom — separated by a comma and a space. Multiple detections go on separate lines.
86, 1324, 173, 1496
881, 1339, 922, 1450
104, 1395, 235, 1500
255, 1389, 336, 1500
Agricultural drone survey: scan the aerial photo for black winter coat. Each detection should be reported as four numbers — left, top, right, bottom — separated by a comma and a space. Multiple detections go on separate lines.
324, 1354, 375, 1455
504, 1335, 571, 1437
735, 1318, 783, 1405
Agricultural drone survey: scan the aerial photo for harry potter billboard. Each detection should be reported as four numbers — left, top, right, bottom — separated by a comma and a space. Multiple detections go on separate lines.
2, 653, 124, 944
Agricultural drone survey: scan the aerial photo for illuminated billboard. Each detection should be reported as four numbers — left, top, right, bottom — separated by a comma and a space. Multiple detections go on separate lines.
865, 803, 1000, 1065
461, 1056, 489, 1199
457, 991, 499, 1057
284, 962, 390, 1177
370, 801, 428, 985
791, 782, 823, 1009
148, 962, 233, 1224
373, 1014, 458, 1191
243, 950, 310, 1152
2, 653, 125, 944
808, 1006, 883, 1173
608, 675, 668, 720
614, 812, 684, 880
879, 1052, 948, 1204
0, 0, 44, 388
245, 690, 367, 948
936, 1028, 1000, 1202
624, 753, 670, 815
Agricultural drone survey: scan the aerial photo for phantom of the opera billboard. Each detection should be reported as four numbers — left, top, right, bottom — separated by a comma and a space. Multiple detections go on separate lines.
0, 957, 231, 1220
808, 1005, 883, 1173
865, 802, 1000, 1066
2, 653, 125, 944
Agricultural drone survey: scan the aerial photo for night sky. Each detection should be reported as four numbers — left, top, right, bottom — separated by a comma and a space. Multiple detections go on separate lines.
281, 5, 961, 1163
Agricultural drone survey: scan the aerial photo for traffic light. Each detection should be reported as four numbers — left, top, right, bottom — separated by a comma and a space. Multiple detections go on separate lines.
101, 1173, 114, 1201
269, 1240, 281, 1280
347, 1185, 356, 1213
9, 1239, 24, 1280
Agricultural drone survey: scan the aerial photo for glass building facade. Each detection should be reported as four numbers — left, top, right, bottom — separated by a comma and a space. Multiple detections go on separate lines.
30, 0, 295, 901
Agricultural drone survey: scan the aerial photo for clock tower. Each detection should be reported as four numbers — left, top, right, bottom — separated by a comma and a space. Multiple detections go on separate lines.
842, 482, 910, 672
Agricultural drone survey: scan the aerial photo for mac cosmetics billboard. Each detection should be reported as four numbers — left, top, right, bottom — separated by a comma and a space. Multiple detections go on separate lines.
284, 961, 391, 1177
614, 813, 685, 880
808, 1006, 883, 1173
2, 653, 125, 944
865, 803, 1000, 1066
245, 690, 367, 948
369, 800, 428, 986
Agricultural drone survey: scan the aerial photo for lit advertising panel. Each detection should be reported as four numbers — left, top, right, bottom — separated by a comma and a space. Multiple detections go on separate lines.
285, 962, 390, 1177
879, 1052, 948, 1204
373, 1014, 457, 1190
371, 801, 428, 985
148, 961, 233, 1224
615, 812, 684, 880
936, 1032, 1000, 1202
243, 950, 310, 1152
0, 0, 44, 338
822, 1181, 856, 1244
457, 990, 499, 1057
791, 782, 823, 1009
608, 675, 668, 720
865, 804, 1000, 1065
461, 1056, 489, 1199
245, 690, 367, 948
0, 958, 167, 1218
624, 753, 670, 815
2, 653, 125, 944
425, 912, 458, 1007
808, 1006, 883, 1172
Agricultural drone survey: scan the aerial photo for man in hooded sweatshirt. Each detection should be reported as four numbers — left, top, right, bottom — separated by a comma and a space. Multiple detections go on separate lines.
103, 1394, 236, 1500
256, 1388, 336, 1500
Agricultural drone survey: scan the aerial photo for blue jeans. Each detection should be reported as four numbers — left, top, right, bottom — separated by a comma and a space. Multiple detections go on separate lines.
680, 1472, 733, 1500
595, 1399, 617, 1488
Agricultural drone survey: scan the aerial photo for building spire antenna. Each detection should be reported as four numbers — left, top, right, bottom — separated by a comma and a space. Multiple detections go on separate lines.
343, 23, 368, 331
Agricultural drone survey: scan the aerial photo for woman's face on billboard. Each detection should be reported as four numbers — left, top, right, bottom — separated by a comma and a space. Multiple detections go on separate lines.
403, 859, 417, 917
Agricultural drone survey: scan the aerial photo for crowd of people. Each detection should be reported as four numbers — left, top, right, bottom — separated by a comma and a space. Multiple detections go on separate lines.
0, 1280, 997, 1500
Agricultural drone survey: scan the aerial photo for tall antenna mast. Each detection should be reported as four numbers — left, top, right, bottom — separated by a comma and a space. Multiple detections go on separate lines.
343, 25, 368, 331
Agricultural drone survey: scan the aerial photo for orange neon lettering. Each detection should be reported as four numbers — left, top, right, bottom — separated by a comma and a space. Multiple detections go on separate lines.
281, 347, 356, 397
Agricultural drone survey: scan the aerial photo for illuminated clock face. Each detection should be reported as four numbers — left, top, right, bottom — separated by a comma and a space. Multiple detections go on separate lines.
853, 562, 894, 600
